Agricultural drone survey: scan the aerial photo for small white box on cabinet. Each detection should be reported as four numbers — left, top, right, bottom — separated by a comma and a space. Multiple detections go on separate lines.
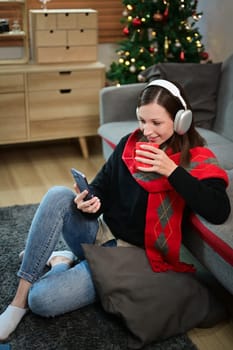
30, 9, 98, 64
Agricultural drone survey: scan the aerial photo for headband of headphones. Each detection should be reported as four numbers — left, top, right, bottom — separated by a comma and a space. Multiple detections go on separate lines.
147, 79, 187, 110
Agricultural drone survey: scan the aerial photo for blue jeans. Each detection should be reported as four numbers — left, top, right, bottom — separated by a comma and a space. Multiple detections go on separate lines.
17, 186, 107, 317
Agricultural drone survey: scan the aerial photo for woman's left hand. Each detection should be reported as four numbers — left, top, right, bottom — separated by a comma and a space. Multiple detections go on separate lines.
135, 144, 178, 177
73, 184, 101, 213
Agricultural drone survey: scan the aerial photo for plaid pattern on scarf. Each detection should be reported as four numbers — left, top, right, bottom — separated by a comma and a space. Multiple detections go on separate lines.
122, 129, 229, 272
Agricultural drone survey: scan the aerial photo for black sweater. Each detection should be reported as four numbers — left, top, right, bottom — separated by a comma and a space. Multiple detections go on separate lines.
90, 135, 231, 247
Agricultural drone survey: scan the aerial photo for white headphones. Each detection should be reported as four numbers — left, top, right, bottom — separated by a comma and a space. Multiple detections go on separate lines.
142, 79, 193, 135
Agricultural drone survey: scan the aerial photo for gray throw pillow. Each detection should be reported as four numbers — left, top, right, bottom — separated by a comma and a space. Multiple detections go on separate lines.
82, 244, 226, 349
140, 62, 222, 128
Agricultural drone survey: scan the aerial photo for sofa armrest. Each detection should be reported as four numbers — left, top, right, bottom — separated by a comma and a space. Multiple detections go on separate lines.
183, 170, 233, 294
99, 83, 146, 125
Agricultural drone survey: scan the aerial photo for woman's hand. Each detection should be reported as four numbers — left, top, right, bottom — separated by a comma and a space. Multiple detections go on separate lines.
135, 144, 178, 177
73, 184, 101, 213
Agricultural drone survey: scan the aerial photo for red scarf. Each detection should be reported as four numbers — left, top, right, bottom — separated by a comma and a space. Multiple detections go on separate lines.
122, 129, 229, 273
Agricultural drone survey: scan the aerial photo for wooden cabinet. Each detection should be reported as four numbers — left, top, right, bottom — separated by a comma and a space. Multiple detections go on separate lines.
0, 72, 27, 140
30, 9, 98, 64
0, 8, 105, 157
0, 0, 29, 64
0, 62, 105, 157
27, 65, 103, 141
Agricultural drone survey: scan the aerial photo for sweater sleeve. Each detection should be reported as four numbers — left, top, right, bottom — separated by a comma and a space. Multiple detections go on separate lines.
168, 166, 231, 224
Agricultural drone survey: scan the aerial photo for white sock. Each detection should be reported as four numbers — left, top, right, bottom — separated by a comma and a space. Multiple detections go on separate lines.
0, 305, 27, 340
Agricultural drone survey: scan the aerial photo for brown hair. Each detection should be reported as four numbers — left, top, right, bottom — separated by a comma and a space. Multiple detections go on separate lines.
137, 80, 206, 167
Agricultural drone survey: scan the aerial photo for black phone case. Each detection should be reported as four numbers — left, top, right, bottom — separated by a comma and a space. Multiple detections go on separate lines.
70, 168, 93, 200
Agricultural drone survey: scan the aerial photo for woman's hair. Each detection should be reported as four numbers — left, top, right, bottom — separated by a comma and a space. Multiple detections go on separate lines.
137, 80, 206, 167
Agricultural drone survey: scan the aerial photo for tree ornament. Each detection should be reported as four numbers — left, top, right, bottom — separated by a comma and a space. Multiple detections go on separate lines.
201, 51, 209, 60
123, 27, 129, 35
122, 9, 128, 17
127, 4, 133, 11
175, 39, 181, 47
153, 11, 163, 21
129, 65, 136, 73
132, 17, 142, 26
164, 36, 169, 54
148, 28, 156, 40
180, 50, 185, 61
137, 73, 146, 82
163, 6, 169, 20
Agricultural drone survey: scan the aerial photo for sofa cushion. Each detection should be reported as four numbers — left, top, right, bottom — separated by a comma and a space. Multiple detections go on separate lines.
140, 62, 222, 128
82, 244, 225, 349
197, 128, 233, 170
98, 121, 138, 149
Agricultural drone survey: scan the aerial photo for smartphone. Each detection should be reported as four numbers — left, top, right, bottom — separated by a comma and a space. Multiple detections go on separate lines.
70, 168, 93, 200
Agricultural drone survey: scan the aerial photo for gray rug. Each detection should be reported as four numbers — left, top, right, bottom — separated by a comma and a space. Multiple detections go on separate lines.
0, 204, 198, 350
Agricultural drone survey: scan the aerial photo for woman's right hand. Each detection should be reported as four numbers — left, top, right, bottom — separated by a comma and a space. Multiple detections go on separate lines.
73, 184, 101, 213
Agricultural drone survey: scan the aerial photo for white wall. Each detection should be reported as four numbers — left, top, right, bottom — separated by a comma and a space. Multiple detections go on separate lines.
98, 43, 118, 69
197, 0, 233, 62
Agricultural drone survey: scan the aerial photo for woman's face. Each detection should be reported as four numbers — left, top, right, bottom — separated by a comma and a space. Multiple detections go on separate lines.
137, 102, 174, 145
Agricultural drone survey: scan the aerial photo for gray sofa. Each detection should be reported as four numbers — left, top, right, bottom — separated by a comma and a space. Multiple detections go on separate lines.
98, 53, 233, 295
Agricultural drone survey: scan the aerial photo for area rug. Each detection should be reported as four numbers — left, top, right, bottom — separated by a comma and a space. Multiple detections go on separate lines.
0, 204, 198, 350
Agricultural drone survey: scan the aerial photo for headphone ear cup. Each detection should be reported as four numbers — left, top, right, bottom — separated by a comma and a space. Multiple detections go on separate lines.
174, 109, 192, 135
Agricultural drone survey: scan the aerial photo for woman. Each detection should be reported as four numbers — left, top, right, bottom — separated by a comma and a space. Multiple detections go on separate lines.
0, 79, 230, 340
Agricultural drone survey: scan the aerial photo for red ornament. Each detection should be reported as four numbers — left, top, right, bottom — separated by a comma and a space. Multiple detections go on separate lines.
201, 51, 209, 60
123, 27, 129, 36
132, 17, 142, 26
163, 7, 169, 20
180, 50, 185, 61
149, 47, 155, 53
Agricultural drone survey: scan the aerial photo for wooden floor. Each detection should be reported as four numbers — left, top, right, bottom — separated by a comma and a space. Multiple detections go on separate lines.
0, 137, 233, 350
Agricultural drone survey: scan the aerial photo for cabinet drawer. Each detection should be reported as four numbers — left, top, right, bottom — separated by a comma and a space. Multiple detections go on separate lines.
29, 88, 99, 121
36, 46, 97, 64
35, 30, 66, 46
28, 69, 104, 91
30, 115, 99, 140
0, 74, 24, 93
77, 12, 97, 28
29, 88, 99, 139
35, 13, 56, 30
68, 29, 97, 46
0, 92, 26, 141
57, 13, 77, 29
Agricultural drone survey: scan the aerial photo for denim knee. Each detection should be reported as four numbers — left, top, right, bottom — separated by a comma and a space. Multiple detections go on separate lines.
45, 186, 75, 206
28, 283, 55, 318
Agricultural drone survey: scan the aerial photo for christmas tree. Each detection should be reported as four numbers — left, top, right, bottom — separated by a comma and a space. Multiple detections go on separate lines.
106, 0, 209, 85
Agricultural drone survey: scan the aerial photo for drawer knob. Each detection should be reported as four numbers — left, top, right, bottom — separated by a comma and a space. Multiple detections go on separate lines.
59, 71, 71, 75
59, 89, 71, 94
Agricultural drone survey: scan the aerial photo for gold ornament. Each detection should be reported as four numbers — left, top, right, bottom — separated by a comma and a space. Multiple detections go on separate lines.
164, 36, 169, 54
